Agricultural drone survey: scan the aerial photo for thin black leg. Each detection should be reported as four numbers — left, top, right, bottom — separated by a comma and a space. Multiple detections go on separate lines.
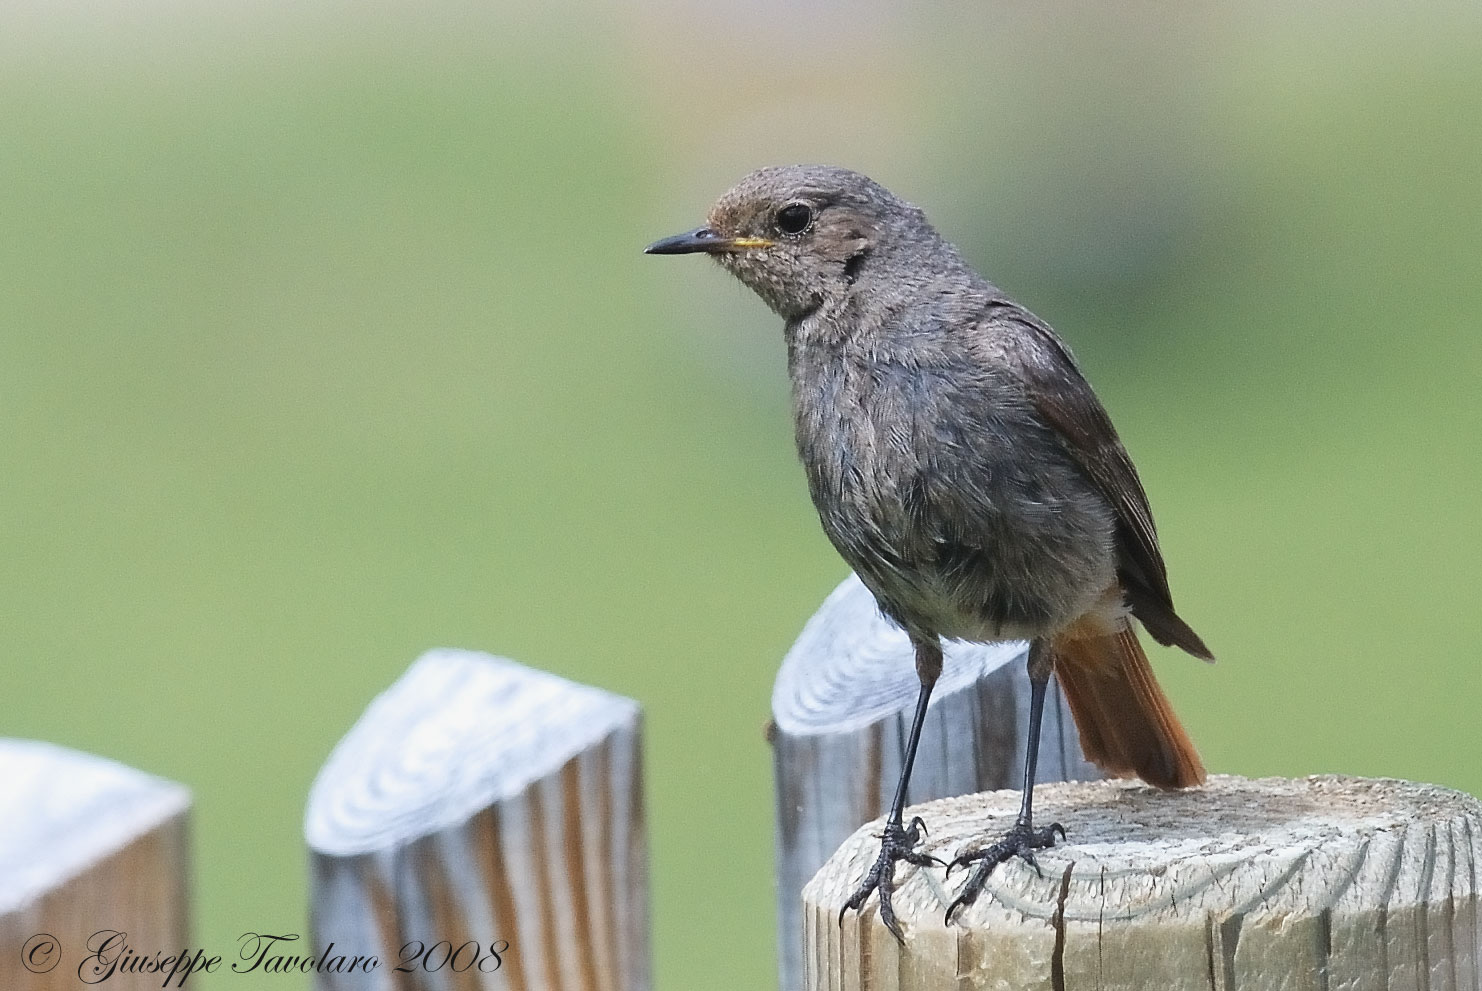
886, 672, 935, 826
1015, 664, 1048, 826
838, 638, 945, 942
944, 642, 1066, 923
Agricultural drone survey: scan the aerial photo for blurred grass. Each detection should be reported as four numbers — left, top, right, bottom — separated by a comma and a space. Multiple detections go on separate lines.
1, 5, 1479, 990
0, 20, 829, 986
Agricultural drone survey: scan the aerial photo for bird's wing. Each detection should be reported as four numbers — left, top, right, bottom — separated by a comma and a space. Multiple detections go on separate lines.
992, 303, 1213, 660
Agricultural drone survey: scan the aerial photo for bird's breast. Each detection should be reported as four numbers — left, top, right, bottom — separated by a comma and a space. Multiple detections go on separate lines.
789, 349, 1118, 641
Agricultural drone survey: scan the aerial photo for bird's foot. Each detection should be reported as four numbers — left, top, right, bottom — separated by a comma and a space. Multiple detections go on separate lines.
838, 815, 943, 943
944, 820, 1066, 924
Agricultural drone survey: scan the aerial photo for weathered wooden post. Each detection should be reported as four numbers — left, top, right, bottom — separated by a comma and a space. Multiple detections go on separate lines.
771, 575, 1102, 991
0, 739, 192, 991
804, 775, 1482, 990
305, 648, 648, 991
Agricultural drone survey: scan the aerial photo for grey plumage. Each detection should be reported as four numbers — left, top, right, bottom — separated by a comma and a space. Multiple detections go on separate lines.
646, 163, 1210, 940
701, 165, 1205, 656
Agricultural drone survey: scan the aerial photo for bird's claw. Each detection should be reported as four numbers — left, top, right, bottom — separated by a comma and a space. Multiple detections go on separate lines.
944, 821, 1066, 925
838, 816, 942, 942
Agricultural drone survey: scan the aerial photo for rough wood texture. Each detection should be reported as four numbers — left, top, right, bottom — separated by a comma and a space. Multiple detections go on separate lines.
0, 739, 191, 991
306, 648, 648, 991
773, 575, 1102, 991
804, 774, 1482, 991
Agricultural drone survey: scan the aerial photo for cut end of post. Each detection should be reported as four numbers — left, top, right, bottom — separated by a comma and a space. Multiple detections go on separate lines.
0, 740, 191, 991
305, 649, 651, 991
305, 647, 639, 856
0, 739, 190, 916
804, 774, 1482, 991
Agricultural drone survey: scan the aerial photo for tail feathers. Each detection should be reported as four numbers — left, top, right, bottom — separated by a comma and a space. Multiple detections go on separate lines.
1124, 585, 1215, 662
1053, 628, 1206, 789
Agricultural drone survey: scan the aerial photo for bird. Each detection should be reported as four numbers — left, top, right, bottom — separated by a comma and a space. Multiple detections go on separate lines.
645, 164, 1211, 941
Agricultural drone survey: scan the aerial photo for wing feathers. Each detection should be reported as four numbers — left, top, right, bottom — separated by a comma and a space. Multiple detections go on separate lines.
990, 304, 1213, 661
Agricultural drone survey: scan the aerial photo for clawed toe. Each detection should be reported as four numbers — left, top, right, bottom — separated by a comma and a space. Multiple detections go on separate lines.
838, 814, 1069, 935
838, 817, 942, 942
944, 820, 1067, 925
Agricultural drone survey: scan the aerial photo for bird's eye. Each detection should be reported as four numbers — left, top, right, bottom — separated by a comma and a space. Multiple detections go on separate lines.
776, 203, 813, 236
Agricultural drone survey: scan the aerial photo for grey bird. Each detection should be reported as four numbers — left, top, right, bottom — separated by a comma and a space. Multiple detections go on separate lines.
646, 165, 1211, 940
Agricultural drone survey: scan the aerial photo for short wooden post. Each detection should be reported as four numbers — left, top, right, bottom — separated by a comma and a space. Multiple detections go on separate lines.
772, 575, 1102, 991
305, 648, 648, 991
803, 775, 1482, 990
0, 739, 192, 991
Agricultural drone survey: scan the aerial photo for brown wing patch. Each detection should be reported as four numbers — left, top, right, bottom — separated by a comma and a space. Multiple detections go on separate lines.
991, 303, 1213, 660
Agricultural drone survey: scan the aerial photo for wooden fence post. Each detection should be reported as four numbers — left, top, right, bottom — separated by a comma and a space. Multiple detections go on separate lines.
771, 575, 1102, 991
803, 775, 1482, 991
305, 648, 648, 991
0, 739, 191, 991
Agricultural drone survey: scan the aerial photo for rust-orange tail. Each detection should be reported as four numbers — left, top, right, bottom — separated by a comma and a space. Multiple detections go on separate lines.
1052, 627, 1206, 789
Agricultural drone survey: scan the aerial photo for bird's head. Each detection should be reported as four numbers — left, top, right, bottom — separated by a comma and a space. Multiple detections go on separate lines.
645, 164, 940, 321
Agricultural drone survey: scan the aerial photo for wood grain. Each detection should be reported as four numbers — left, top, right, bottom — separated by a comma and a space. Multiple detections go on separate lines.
306, 648, 648, 991
803, 774, 1482, 991
0, 739, 191, 991
772, 574, 1103, 991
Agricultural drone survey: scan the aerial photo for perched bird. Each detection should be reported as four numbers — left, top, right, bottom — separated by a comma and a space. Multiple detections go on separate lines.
646, 165, 1211, 940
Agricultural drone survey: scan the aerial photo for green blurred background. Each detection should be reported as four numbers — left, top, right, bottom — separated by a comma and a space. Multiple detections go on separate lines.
2, 2, 1478, 987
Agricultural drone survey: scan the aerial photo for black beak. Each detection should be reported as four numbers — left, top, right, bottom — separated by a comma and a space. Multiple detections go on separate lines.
644, 227, 725, 255
644, 227, 774, 255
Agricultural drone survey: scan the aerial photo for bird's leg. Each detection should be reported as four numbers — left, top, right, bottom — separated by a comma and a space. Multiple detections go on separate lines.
945, 639, 1066, 923
838, 636, 945, 942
